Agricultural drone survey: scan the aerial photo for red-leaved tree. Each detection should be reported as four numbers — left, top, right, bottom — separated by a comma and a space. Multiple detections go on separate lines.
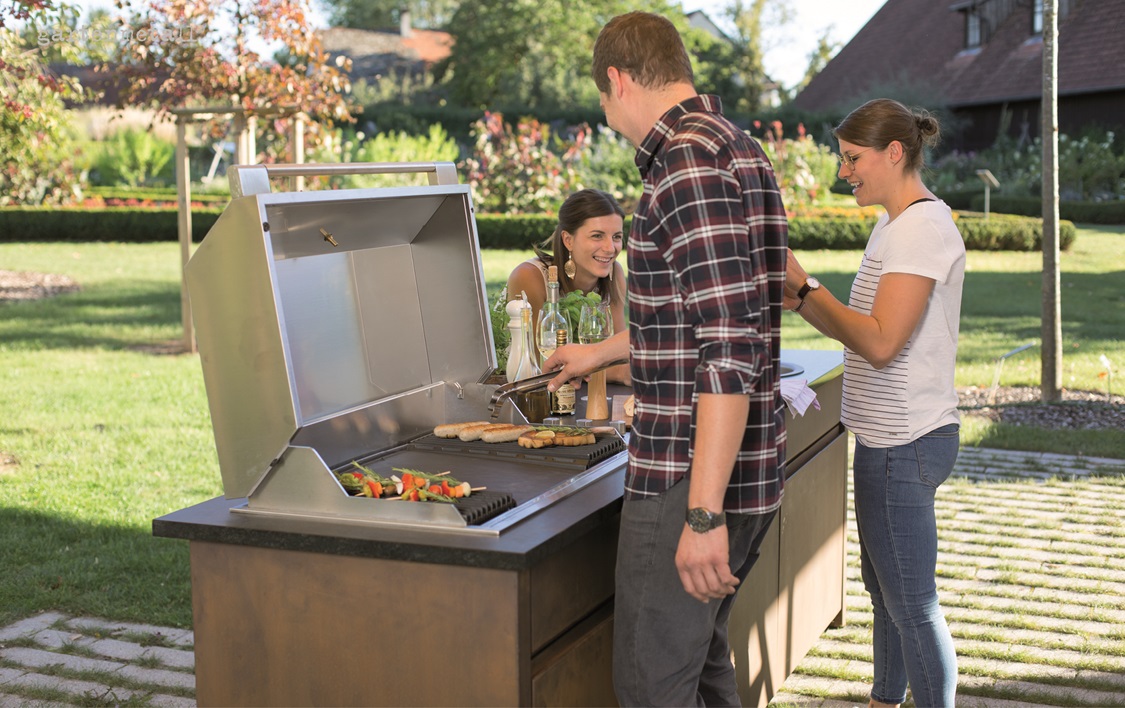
1, 0, 86, 205
103, 0, 355, 156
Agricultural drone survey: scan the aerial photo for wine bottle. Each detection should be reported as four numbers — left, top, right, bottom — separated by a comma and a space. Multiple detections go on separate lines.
537, 265, 570, 364
551, 328, 576, 416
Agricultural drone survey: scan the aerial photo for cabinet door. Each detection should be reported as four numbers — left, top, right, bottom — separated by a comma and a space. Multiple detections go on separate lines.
531, 607, 616, 707
778, 432, 849, 674
729, 519, 781, 708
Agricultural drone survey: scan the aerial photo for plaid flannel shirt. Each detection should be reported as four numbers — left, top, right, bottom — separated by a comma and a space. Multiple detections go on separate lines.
625, 94, 788, 515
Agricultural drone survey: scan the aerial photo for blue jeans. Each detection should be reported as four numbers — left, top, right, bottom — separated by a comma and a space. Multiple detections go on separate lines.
854, 424, 959, 707
613, 477, 776, 707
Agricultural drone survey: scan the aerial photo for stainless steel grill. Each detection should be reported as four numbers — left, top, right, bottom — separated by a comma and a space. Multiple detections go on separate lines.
186, 162, 624, 535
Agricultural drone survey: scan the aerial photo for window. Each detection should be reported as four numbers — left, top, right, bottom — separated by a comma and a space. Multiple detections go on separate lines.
1033, 0, 1043, 34
966, 11, 982, 47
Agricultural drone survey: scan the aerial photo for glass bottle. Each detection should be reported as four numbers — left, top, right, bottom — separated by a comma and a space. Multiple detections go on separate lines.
505, 299, 530, 383
512, 302, 541, 381
551, 328, 577, 416
537, 265, 570, 364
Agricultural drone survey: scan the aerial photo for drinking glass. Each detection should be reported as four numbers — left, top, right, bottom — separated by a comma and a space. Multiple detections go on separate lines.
578, 302, 613, 419
577, 302, 613, 345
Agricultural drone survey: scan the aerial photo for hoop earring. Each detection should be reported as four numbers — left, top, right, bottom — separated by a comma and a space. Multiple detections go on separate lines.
564, 253, 577, 279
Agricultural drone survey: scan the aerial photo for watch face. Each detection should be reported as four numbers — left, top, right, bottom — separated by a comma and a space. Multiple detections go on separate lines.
806, 276, 821, 290
687, 508, 724, 533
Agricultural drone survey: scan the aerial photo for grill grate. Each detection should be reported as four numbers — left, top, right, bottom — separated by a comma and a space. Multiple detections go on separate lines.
410, 433, 626, 470
456, 490, 517, 525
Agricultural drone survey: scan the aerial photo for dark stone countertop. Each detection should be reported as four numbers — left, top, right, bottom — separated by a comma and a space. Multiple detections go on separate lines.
153, 349, 843, 570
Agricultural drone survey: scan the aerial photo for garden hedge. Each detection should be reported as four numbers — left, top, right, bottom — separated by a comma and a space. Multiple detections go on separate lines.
0, 206, 1075, 251
967, 194, 1125, 225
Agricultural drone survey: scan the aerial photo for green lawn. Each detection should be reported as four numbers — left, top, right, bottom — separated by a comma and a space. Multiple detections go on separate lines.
0, 228, 1121, 628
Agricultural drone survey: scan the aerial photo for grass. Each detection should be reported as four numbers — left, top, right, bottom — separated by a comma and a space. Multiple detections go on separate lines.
0, 227, 1122, 631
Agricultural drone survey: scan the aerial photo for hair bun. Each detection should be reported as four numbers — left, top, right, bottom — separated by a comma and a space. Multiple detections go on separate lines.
914, 110, 941, 147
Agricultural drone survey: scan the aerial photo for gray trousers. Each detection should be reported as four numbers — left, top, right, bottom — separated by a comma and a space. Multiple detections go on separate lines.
613, 477, 777, 707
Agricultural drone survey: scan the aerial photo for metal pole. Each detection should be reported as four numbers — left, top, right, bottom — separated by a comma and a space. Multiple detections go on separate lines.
984, 184, 991, 220
290, 114, 305, 192
175, 119, 196, 354
1041, 0, 1062, 402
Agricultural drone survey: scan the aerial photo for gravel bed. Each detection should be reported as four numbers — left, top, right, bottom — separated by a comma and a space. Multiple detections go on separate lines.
0, 269, 80, 303
959, 386, 1125, 430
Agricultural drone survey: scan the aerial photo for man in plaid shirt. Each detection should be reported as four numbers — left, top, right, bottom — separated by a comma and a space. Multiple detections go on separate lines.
545, 11, 788, 705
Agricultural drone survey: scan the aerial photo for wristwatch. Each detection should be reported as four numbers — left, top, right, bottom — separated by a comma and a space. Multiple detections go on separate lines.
686, 507, 727, 533
795, 276, 820, 312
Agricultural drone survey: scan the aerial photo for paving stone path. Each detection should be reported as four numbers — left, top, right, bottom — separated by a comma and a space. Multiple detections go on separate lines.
769, 444, 1125, 707
2, 445, 1123, 707
0, 613, 194, 707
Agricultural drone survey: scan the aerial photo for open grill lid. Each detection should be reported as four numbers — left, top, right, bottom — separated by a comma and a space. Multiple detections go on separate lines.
186, 163, 498, 500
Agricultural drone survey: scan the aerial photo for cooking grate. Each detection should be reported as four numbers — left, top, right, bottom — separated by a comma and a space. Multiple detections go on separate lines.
410, 433, 626, 470
454, 490, 517, 525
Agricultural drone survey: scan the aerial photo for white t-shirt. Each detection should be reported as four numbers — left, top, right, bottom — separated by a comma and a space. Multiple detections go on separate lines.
840, 200, 966, 448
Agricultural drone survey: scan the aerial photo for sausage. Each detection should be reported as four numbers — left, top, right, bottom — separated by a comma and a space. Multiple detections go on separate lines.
433, 421, 489, 438
458, 423, 505, 441
481, 425, 534, 443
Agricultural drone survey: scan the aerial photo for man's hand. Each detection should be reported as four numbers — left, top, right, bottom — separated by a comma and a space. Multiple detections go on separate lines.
542, 330, 628, 393
675, 524, 738, 602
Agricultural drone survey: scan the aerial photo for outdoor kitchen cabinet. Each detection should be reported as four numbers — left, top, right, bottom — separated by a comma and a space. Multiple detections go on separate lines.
155, 162, 847, 706
154, 350, 843, 707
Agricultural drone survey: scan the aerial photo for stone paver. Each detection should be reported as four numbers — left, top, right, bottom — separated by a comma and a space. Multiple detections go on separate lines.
0, 613, 66, 642
768, 444, 1125, 707
0, 614, 195, 706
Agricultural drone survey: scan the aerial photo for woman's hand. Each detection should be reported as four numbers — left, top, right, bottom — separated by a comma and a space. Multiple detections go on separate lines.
784, 249, 808, 311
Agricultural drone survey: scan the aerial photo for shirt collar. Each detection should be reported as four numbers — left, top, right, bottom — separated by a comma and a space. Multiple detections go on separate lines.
634, 94, 724, 178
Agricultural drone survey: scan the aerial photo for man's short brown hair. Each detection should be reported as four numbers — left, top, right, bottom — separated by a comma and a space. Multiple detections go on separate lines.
591, 12, 694, 94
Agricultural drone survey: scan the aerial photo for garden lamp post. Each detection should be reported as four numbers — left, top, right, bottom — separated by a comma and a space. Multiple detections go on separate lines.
976, 169, 999, 220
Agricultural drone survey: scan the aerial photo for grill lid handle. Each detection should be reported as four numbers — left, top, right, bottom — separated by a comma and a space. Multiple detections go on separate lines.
229, 161, 460, 197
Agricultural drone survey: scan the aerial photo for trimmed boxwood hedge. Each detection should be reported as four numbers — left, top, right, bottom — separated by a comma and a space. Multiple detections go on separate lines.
0, 205, 1075, 251
0, 207, 222, 242
85, 186, 231, 203
967, 194, 1125, 225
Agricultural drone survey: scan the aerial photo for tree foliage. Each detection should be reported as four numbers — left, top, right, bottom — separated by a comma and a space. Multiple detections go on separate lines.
796, 28, 838, 94
1, 1, 85, 205
323, 0, 458, 30
436, 0, 677, 112
103, 0, 356, 152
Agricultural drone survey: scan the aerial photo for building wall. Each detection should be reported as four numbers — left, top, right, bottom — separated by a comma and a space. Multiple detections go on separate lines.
950, 89, 1125, 151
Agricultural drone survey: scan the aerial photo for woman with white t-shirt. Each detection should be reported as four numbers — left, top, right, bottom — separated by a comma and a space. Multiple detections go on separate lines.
785, 98, 965, 708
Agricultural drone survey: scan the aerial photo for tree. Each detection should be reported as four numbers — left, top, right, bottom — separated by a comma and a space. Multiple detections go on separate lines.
1041, 0, 1061, 402
796, 28, 838, 94
323, 0, 458, 30
696, 0, 793, 113
1, 1, 86, 205
436, 0, 676, 112
104, 0, 355, 153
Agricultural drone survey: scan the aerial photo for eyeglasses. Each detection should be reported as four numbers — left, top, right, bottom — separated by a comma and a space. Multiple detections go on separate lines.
836, 148, 872, 171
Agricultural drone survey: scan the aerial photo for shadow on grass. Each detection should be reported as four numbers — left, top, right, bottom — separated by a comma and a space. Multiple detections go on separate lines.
0, 280, 184, 352
0, 507, 193, 629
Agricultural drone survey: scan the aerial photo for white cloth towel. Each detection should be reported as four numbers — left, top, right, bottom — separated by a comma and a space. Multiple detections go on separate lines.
780, 378, 820, 417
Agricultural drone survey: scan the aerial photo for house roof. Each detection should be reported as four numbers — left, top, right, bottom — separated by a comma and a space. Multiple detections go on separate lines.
317, 26, 452, 81
794, 0, 1125, 112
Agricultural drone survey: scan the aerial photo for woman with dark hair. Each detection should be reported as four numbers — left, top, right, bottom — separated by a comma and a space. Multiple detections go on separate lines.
786, 98, 965, 708
506, 188, 629, 384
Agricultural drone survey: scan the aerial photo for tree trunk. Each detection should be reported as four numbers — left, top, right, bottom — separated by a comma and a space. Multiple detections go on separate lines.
1041, 0, 1062, 403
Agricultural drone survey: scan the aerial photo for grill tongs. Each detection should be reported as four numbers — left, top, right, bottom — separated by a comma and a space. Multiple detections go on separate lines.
488, 360, 629, 419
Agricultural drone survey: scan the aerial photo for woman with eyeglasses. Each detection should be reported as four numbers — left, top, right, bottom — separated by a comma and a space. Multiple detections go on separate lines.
785, 98, 965, 708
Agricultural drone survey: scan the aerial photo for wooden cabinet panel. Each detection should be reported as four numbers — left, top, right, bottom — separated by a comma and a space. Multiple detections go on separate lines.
190, 542, 523, 707
531, 607, 616, 707
778, 433, 849, 675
